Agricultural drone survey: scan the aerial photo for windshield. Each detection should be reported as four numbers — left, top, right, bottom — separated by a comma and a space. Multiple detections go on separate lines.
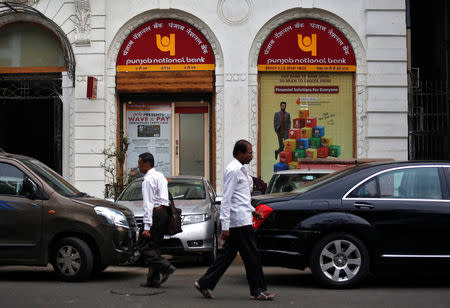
268, 172, 330, 193
22, 159, 80, 197
292, 167, 356, 194
118, 180, 143, 201
118, 178, 206, 201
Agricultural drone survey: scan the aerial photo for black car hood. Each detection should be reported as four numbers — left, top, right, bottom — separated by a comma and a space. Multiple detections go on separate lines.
72, 197, 135, 219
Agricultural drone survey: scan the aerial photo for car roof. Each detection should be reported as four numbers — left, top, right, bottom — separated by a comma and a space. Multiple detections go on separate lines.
274, 169, 335, 175
131, 175, 206, 182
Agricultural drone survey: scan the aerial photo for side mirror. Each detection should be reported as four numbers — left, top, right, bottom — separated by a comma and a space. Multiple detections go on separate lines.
214, 196, 222, 205
105, 198, 115, 203
22, 178, 39, 200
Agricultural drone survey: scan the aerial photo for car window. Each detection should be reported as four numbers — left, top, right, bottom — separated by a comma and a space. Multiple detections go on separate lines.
118, 180, 143, 201
349, 167, 442, 199
0, 163, 25, 196
168, 179, 205, 200
21, 158, 80, 197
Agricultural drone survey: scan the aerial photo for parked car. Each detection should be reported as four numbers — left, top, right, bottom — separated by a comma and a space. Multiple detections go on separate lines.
266, 168, 336, 194
0, 151, 138, 281
252, 161, 450, 288
116, 175, 221, 261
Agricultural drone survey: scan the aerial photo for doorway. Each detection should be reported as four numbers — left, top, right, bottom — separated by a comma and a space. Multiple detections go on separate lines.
0, 74, 62, 173
174, 106, 209, 178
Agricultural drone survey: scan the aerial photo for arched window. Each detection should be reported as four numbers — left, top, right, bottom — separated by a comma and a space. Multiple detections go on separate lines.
0, 23, 65, 71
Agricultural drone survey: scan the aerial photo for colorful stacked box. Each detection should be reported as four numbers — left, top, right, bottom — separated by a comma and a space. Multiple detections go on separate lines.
312, 126, 324, 138
329, 145, 341, 157
289, 129, 301, 139
274, 108, 341, 171
274, 162, 289, 172
309, 137, 321, 149
296, 138, 309, 150
301, 127, 312, 138
288, 161, 299, 169
306, 148, 318, 158
293, 118, 306, 129
283, 139, 297, 151
318, 147, 329, 158
293, 149, 305, 160
279, 150, 292, 163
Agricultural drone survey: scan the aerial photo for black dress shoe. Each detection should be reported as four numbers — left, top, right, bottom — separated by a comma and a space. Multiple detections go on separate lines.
160, 265, 176, 285
140, 281, 160, 288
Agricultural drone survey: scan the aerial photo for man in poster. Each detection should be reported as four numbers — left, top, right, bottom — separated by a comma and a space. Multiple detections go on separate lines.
273, 101, 291, 159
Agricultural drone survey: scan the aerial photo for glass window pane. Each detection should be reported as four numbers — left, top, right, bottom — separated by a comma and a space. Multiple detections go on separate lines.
0, 24, 64, 67
179, 114, 204, 176
396, 167, 442, 199
349, 178, 378, 198
0, 163, 25, 196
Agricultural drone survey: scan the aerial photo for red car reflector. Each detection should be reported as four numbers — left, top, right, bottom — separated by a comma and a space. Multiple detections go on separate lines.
253, 204, 273, 229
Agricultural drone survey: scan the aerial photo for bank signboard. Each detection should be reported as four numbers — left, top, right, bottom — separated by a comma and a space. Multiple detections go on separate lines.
117, 19, 215, 72
258, 19, 356, 72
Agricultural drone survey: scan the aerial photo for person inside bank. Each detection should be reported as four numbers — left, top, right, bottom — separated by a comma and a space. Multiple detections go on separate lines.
274, 101, 291, 160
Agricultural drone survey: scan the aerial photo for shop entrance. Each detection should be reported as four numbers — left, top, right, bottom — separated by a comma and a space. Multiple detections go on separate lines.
174, 106, 209, 177
123, 99, 211, 179
0, 74, 62, 173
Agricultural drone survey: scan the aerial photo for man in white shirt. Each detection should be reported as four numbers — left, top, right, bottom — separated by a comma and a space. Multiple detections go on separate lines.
194, 140, 275, 301
137, 152, 175, 288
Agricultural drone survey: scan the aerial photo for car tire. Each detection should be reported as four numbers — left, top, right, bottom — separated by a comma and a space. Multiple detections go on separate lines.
52, 237, 94, 282
309, 233, 369, 288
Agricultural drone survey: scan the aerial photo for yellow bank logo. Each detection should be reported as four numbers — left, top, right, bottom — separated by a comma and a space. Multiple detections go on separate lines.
298, 34, 317, 56
156, 34, 175, 55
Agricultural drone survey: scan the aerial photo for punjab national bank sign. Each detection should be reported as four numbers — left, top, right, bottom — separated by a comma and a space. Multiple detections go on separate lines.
117, 19, 215, 72
258, 19, 356, 72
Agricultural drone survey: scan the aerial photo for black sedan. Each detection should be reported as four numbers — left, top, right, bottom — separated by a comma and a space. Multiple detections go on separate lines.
252, 161, 450, 288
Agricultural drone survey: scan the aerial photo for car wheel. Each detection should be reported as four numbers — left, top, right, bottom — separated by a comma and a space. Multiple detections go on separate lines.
52, 237, 94, 282
309, 233, 369, 288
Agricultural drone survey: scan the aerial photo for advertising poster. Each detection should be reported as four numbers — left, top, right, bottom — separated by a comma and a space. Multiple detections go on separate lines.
260, 72, 354, 182
126, 103, 172, 177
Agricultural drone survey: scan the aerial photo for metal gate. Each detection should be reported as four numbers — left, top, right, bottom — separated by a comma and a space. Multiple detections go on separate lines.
409, 81, 450, 160
0, 73, 63, 173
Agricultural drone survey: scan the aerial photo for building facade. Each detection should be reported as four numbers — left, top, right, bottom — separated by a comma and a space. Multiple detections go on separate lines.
0, 0, 408, 196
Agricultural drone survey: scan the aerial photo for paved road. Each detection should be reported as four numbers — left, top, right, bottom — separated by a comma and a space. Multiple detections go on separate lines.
1, 258, 450, 308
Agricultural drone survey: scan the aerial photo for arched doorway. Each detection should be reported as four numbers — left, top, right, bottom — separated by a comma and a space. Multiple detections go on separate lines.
0, 22, 67, 173
115, 18, 216, 181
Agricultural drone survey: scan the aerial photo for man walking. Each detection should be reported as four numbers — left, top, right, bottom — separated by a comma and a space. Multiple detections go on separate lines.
137, 152, 176, 287
194, 140, 275, 301
274, 101, 291, 159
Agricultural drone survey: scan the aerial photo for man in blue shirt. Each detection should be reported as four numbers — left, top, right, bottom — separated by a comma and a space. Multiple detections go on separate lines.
194, 140, 276, 301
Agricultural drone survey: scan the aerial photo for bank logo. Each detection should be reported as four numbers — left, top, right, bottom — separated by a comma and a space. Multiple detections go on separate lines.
156, 34, 175, 55
298, 34, 317, 56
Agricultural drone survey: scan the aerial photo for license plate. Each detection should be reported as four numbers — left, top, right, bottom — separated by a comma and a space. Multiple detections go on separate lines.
163, 235, 171, 239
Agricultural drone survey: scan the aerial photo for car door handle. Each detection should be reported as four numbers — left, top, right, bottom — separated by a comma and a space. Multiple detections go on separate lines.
354, 202, 374, 209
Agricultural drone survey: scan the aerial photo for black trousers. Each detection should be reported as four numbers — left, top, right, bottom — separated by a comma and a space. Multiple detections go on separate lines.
137, 206, 172, 282
276, 129, 289, 153
197, 225, 267, 297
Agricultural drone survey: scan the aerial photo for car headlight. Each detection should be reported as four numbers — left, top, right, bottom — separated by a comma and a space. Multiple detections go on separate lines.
94, 206, 129, 229
182, 213, 211, 225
